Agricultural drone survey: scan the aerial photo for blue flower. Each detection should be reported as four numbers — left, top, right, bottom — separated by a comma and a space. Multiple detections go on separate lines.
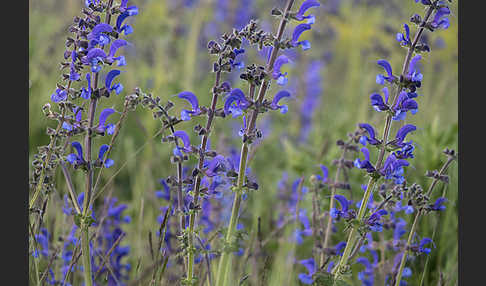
316, 164, 328, 183
298, 258, 316, 285
272, 55, 290, 85
269, 90, 291, 114
95, 108, 116, 135
51, 88, 67, 103
81, 73, 92, 99
224, 88, 250, 118
204, 155, 226, 177
354, 147, 376, 173
414, 0, 432, 5
365, 209, 387, 232
83, 48, 107, 73
331, 194, 353, 219
358, 123, 381, 145
98, 144, 114, 168
370, 87, 390, 112
294, 209, 313, 244
62, 107, 83, 131
294, 0, 320, 24
419, 238, 435, 254
379, 153, 409, 184
177, 91, 201, 120
393, 218, 407, 241
430, 7, 450, 30
376, 59, 396, 85
392, 91, 418, 121
396, 24, 411, 46
105, 70, 124, 95
116, 6, 139, 35
107, 39, 128, 66
69, 51, 80, 81
229, 48, 245, 69
389, 124, 416, 148
407, 54, 423, 83
155, 179, 171, 200
393, 143, 415, 159
66, 142, 85, 166
430, 197, 447, 211
356, 257, 375, 286
88, 23, 113, 48
291, 23, 312, 50
173, 130, 192, 156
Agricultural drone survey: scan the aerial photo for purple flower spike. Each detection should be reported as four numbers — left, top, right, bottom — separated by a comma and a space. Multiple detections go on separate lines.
51, 88, 67, 103
392, 91, 418, 121
173, 130, 192, 155
431, 7, 450, 30
272, 55, 290, 85
177, 91, 201, 121
66, 141, 85, 166
95, 108, 115, 134
105, 70, 124, 95
396, 24, 411, 46
83, 48, 107, 73
224, 88, 250, 118
88, 23, 113, 47
291, 23, 312, 50
116, 7, 139, 35
358, 123, 381, 145
81, 73, 92, 99
376, 59, 396, 85
370, 92, 389, 112
270, 90, 291, 114
295, 0, 320, 24
354, 147, 376, 173
98, 144, 114, 168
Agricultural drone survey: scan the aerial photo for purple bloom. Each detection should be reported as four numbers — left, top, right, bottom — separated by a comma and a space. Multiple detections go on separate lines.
229, 48, 245, 70
205, 155, 226, 177
88, 23, 113, 47
51, 88, 67, 103
379, 153, 409, 183
294, 209, 313, 244
272, 55, 290, 85
95, 108, 116, 135
389, 124, 417, 148
269, 90, 291, 114
173, 130, 192, 156
365, 209, 387, 232
107, 39, 128, 66
105, 70, 124, 95
393, 218, 407, 241
177, 91, 201, 121
291, 23, 312, 50
116, 6, 139, 35
419, 238, 435, 254
62, 107, 83, 131
393, 143, 415, 159
331, 194, 353, 219
430, 197, 447, 211
396, 24, 411, 46
155, 179, 171, 201
298, 258, 316, 284
370, 87, 390, 112
358, 123, 381, 145
430, 7, 450, 30
354, 147, 376, 173
294, 0, 320, 24
414, 0, 432, 5
98, 144, 114, 168
66, 142, 85, 166
407, 54, 423, 83
83, 48, 107, 73
356, 257, 375, 286
316, 164, 328, 183
81, 73, 92, 99
376, 59, 396, 85
392, 91, 418, 121
224, 88, 250, 117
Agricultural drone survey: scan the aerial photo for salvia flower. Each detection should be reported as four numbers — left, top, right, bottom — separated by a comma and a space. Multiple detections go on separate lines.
406, 54, 423, 84
365, 209, 388, 232
272, 55, 290, 85
269, 90, 291, 114
51, 88, 67, 103
354, 147, 376, 173
204, 155, 226, 177
356, 257, 375, 286
376, 59, 396, 85
291, 23, 312, 50
97, 144, 114, 168
393, 143, 415, 159
294, 209, 313, 244
88, 23, 113, 48
173, 130, 192, 156
224, 88, 250, 117
379, 153, 409, 183
389, 124, 417, 148
370, 87, 390, 112
330, 194, 354, 219
294, 0, 320, 24
430, 7, 450, 30
83, 48, 107, 73
105, 70, 124, 95
315, 164, 328, 183
107, 39, 128, 66
392, 91, 418, 121
116, 6, 139, 35
81, 73, 92, 99
358, 123, 381, 145
177, 91, 201, 121
95, 108, 116, 135
298, 258, 316, 285
429, 197, 447, 211
155, 179, 171, 201
66, 141, 86, 166
396, 24, 411, 46
229, 48, 245, 69
69, 51, 80, 81
62, 107, 83, 131
414, 0, 432, 5
418, 237, 435, 254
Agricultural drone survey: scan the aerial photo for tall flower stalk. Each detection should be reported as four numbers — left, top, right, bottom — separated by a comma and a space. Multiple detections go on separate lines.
332, 0, 452, 280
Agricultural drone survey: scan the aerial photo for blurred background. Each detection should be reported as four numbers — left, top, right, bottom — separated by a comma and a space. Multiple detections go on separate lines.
29, 0, 457, 285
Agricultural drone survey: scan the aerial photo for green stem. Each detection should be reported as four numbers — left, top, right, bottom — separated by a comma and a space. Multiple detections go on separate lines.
81, 224, 93, 286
